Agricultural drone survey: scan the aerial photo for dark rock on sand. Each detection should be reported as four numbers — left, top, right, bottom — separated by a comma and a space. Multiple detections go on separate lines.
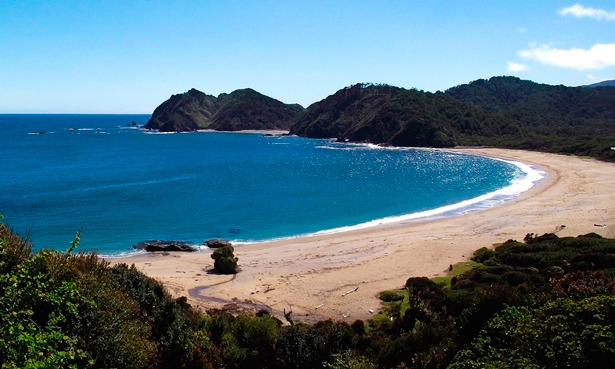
133, 240, 197, 252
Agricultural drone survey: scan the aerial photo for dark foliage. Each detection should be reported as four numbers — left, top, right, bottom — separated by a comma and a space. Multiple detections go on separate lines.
445, 76, 615, 161
0, 222, 210, 369
211, 245, 239, 274
290, 83, 522, 148
338, 232, 615, 368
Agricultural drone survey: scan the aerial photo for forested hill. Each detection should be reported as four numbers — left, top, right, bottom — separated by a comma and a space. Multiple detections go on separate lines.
291, 78, 615, 161
144, 88, 305, 132
145, 77, 615, 161
444, 76, 615, 160
289, 83, 522, 148
586, 79, 615, 88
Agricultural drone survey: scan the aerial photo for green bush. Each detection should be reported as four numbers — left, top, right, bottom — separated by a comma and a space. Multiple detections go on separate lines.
200, 312, 280, 369
0, 222, 210, 369
0, 224, 92, 368
378, 290, 405, 302
448, 296, 615, 368
211, 246, 239, 274
471, 247, 495, 263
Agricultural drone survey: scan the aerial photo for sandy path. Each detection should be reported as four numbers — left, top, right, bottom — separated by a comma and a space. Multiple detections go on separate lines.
106, 148, 615, 323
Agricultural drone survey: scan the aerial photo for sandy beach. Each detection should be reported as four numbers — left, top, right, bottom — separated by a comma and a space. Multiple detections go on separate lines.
107, 148, 615, 323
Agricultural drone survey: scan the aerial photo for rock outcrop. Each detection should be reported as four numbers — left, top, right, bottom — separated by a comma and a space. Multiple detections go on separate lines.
204, 239, 232, 248
133, 240, 197, 252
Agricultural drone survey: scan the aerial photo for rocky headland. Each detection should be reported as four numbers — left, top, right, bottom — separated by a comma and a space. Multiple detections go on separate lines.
144, 88, 304, 132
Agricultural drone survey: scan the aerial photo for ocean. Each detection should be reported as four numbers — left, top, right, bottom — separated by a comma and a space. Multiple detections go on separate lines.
0, 114, 544, 256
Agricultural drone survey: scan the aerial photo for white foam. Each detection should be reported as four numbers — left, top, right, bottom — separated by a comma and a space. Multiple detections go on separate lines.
309, 156, 545, 235
143, 130, 177, 135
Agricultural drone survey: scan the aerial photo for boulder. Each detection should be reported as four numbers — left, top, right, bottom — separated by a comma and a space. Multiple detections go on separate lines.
205, 239, 232, 248
133, 240, 197, 252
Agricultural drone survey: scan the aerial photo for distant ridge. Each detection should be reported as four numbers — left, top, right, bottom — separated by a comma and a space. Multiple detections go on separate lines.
147, 76, 615, 161
145, 88, 304, 132
585, 79, 615, 88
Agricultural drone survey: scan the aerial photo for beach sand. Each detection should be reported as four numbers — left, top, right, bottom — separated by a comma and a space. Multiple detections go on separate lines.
107, 148, 615, 323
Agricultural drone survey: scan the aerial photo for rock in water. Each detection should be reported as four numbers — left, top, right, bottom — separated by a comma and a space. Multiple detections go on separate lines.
205, 239, 232, 248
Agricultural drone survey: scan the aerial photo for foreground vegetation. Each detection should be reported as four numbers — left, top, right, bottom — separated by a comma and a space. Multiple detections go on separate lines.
2, 217, 615, 368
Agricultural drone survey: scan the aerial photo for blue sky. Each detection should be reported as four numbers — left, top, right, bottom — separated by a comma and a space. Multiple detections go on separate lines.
1, 1, 614, 113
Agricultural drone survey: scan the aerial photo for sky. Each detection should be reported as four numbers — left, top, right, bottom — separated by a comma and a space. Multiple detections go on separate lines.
1, 1, 614, 113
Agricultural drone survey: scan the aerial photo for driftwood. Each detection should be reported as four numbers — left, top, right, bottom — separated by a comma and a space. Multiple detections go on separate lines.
342, 287, 359, 296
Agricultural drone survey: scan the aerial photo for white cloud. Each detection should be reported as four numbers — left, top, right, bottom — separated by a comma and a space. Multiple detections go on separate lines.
507, 62, 528, 72
516, 27, 527, 34
558, 4, 615, 20
519, 43, 615, 70
587, 74, 597, 80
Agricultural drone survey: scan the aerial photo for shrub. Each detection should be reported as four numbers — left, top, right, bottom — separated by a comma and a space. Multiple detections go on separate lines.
0, 222, 210, 369
472, 247, 495, 263
211, 246, 239, 274
378, 290, 405, 302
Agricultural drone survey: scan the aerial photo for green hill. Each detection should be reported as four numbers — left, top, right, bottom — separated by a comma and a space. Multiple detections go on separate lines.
145, 88, 304, 132
290, 83, 522, 148
444, 76, 615, 160
585, 79, 615, 88
291, 78, 615, 160
145, 77, 615, 161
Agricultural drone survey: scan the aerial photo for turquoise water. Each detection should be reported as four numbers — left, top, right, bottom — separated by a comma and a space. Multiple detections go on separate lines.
0, 115, 541, 255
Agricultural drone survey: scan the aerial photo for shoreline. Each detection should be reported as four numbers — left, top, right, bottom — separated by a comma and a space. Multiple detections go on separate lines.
107, 148, 615, 323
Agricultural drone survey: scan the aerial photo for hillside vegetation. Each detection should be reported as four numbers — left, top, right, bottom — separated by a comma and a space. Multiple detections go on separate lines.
146, 77, 615, 162
145, 88, 304, 132
3, 217, 615, 368
290, 83, 523, 148
586, 79, 615, 88
445, 76, 615, 161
